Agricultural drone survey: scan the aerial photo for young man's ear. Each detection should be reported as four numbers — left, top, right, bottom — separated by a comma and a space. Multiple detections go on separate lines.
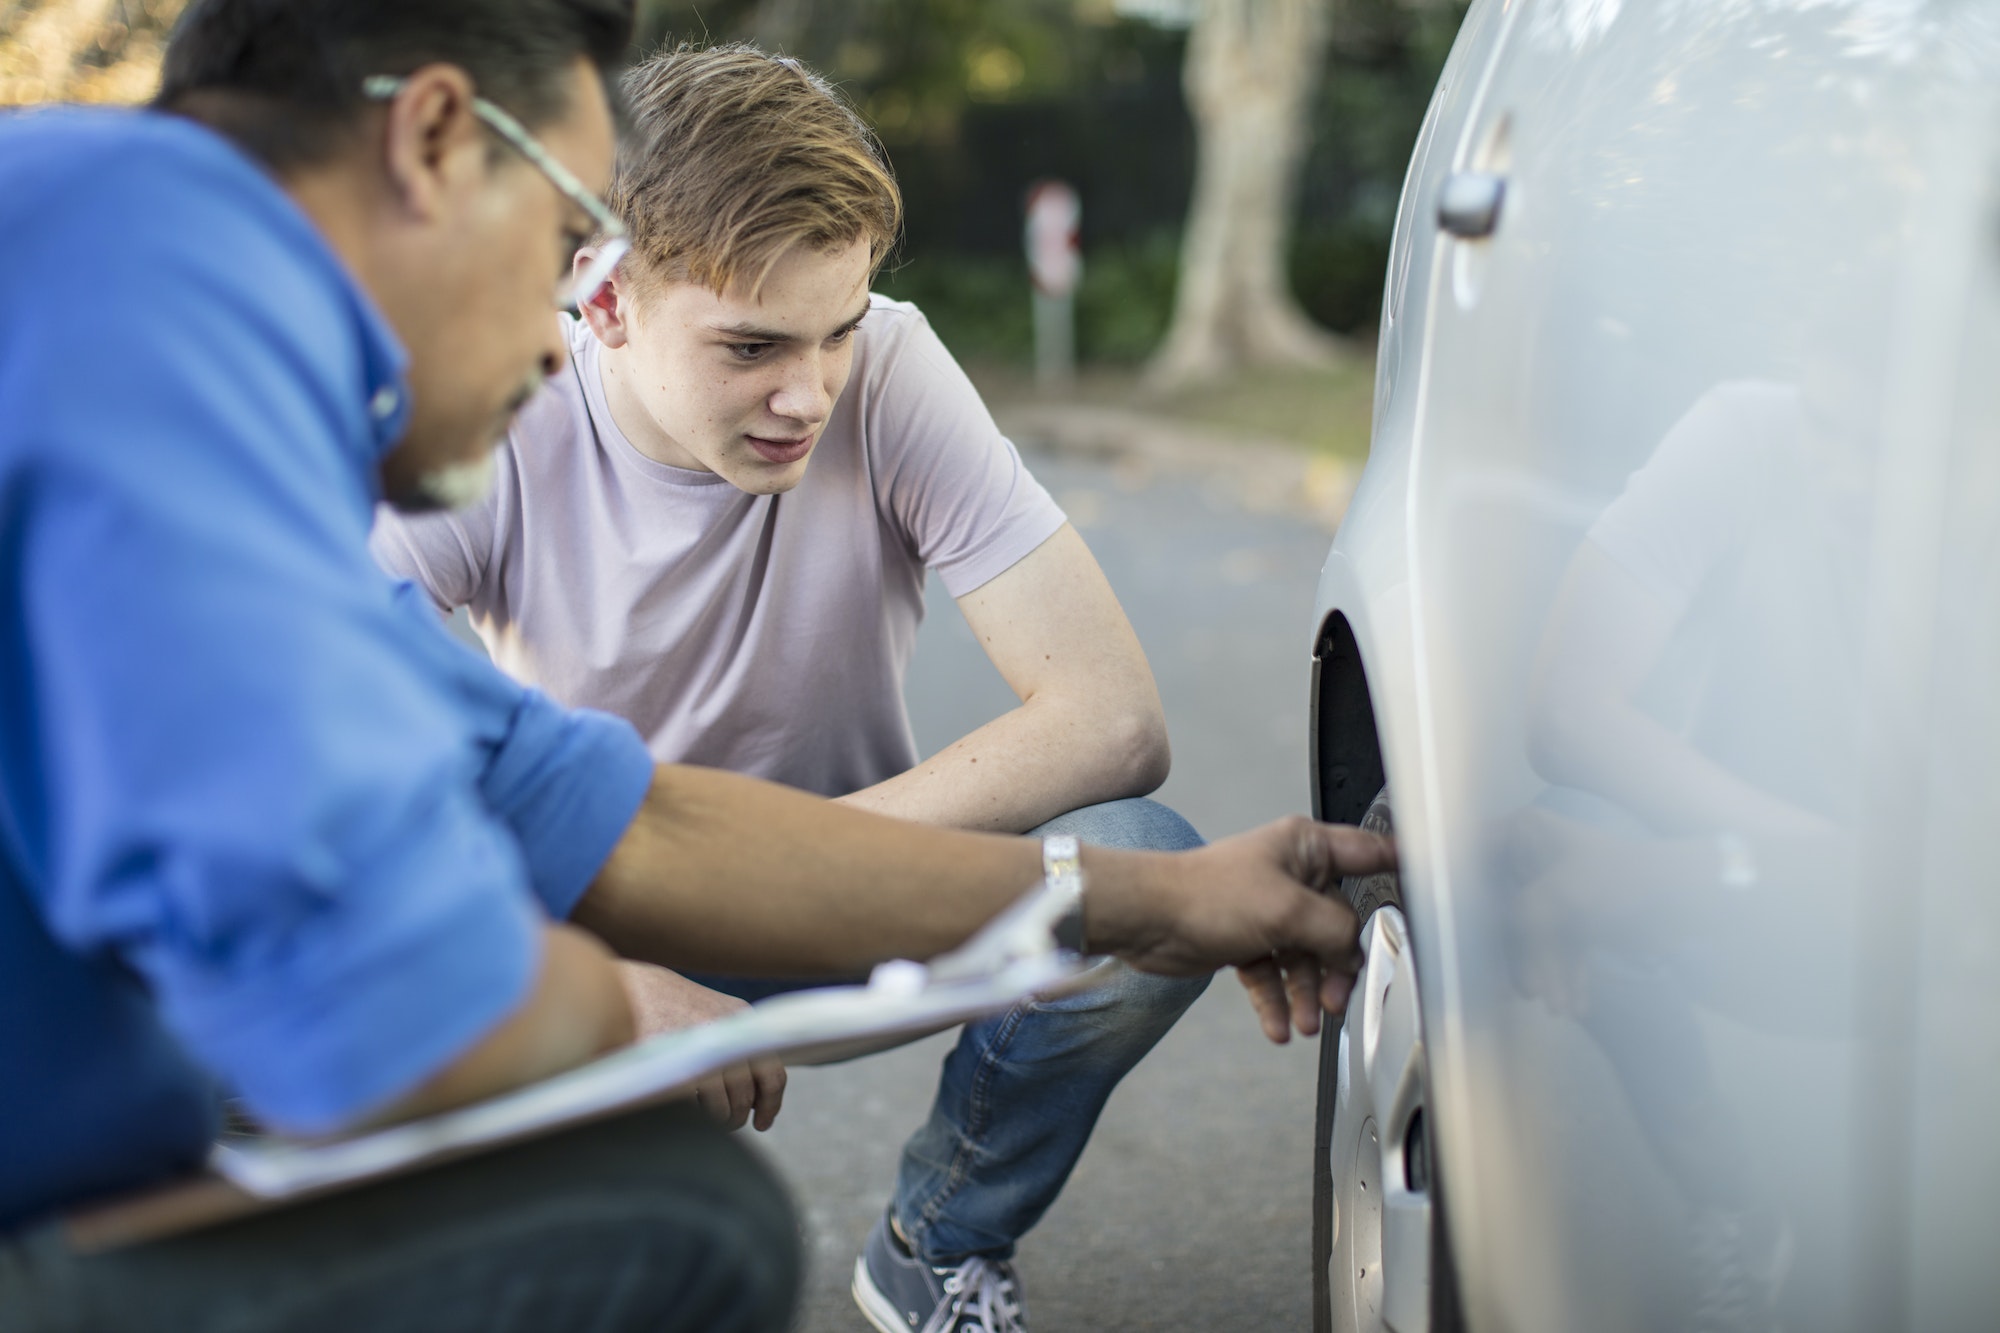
577, 255, 632, 349
377, 63, 488, 224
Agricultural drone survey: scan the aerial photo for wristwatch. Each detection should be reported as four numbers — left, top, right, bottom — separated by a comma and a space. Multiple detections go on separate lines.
1043, 834, 1087, 953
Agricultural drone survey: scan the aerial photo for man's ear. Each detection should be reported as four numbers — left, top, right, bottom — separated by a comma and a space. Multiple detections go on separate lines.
377, 63, 488, 223
577, 256, 633, 349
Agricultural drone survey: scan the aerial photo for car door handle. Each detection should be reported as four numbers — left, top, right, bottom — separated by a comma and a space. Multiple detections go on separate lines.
1437, 172, 1506, 239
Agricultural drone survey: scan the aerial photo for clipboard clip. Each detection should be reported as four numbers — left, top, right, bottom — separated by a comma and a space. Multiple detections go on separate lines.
870, 872, 1113, 995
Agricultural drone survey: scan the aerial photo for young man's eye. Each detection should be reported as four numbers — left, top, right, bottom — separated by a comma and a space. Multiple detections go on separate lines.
829, 318, 866, 345
727, 342, 774, 362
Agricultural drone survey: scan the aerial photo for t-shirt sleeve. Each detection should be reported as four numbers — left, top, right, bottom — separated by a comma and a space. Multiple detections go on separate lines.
5, 137, 548, 1135
867, 305, 1068, 597
370, 499, 492, 612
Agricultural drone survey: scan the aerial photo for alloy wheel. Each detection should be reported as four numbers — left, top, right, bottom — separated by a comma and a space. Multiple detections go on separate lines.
1327, 904, 1432, 1333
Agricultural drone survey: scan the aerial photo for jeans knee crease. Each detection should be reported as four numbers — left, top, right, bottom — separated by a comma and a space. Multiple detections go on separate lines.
917, 1001, 1032, 1228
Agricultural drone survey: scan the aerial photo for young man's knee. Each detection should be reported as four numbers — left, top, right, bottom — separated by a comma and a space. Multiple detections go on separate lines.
1029, 961, 1210, 1049
1028, 797, 1204, 853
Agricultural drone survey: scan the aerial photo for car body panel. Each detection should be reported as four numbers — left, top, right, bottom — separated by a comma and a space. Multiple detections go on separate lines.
1314, 1, 2000, 1327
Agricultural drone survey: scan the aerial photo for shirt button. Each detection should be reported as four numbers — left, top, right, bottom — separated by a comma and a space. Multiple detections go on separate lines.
369, 386, 401, 420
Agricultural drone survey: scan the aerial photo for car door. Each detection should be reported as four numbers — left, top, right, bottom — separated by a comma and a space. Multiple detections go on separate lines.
1394, 2, 1999, 1329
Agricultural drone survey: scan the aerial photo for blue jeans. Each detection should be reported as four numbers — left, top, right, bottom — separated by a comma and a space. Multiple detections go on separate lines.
697, 797, 1210, 1264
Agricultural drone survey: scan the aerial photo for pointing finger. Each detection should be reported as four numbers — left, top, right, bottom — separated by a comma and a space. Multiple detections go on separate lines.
1289, 822, 1397, 894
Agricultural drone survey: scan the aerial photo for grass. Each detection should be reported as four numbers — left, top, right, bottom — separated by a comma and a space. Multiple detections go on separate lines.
966, 354, 1379, 463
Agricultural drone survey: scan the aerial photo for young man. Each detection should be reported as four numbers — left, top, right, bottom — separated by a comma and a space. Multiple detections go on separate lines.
371, 45, 1208, 1332
0, 4, 1392, 1329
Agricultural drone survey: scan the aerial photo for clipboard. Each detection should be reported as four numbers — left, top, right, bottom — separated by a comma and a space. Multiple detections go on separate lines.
62, 876, 1107, 1254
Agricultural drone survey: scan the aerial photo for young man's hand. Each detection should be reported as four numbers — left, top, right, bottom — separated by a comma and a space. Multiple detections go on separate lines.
617, 961, 787, 1132
1085, 818, 1397, 1044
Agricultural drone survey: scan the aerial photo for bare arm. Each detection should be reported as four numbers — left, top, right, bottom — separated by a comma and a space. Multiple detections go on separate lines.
574, 764, 1395, 1041
357, 921, 634, 1129
835, 525, 1170, 832
578, 765, 1043, 975
1529, 541, 1832, 837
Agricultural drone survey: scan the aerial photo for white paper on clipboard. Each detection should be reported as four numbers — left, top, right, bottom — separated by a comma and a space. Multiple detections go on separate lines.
211, 875, 1109, 1200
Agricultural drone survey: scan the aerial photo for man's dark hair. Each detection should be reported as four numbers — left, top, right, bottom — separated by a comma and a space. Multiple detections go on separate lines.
154, 0, 634, 170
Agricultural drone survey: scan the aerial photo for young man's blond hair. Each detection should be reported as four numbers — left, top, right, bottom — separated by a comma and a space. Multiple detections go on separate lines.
612, 44, 903, 295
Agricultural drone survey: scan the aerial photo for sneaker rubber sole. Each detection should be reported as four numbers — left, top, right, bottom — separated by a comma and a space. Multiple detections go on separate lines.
853, 1253, 915, 1333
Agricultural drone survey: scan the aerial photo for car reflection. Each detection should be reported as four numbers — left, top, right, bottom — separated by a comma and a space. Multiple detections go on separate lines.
1508, 373, 1884, 1330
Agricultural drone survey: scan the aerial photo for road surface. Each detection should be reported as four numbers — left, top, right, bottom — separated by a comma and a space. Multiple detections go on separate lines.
760, 441, 1337, 1332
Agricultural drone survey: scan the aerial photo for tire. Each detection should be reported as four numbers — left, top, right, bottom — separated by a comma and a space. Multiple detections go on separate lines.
1312, 788, 1465, 1333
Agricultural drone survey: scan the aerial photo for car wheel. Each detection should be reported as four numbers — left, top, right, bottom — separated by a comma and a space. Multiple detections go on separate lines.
1312, 789, 1463, 1333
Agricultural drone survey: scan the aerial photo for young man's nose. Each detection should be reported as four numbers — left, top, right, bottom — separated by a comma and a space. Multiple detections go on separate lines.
769, 354, 833, 424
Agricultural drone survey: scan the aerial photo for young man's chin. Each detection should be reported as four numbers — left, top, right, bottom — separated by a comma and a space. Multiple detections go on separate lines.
720, 451, 814, 497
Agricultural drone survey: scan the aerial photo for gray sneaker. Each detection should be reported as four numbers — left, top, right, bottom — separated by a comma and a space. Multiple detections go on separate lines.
851, 1211, 1026, 1333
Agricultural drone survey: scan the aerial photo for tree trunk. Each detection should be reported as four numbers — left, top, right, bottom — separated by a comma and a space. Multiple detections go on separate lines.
1147, 0, 1343, 387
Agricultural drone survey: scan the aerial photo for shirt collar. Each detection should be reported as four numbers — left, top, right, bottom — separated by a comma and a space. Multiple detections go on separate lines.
349, 287, 412, 460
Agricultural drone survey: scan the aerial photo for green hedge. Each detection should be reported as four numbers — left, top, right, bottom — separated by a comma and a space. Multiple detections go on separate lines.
876, 220, 1390, 369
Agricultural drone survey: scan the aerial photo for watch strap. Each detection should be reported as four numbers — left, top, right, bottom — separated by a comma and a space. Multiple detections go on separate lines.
1043, 833, 1086, 952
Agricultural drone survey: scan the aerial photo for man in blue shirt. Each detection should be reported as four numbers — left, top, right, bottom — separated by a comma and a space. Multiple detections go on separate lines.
0, 1, 1392, 1329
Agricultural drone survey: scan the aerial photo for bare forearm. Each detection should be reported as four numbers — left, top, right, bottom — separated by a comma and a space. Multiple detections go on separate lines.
1535, 695, 1829, 837
576, 764, 1049, 974
865, 522, 1167, 833
362, 922, 634, 1129
835, 695, 1170, 832
580, 765, 1397, 1042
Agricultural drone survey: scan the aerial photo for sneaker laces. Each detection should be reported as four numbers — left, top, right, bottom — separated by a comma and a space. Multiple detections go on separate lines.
921, 1256, 1025, 1333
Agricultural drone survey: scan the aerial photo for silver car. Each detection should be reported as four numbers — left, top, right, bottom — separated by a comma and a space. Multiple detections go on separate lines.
1307, 2, 2000, 1330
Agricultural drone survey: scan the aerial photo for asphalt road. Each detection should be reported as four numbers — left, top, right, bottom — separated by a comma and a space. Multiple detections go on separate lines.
757, 442, 1337, 1333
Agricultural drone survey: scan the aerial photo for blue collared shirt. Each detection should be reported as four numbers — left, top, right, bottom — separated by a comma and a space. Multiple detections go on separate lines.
0, 109, 655, 1232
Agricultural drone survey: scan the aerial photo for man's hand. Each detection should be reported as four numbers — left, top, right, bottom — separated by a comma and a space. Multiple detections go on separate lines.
584, 768, 1392, 1039
1086, 818, 1396, 1044
617, 961, 786, 1132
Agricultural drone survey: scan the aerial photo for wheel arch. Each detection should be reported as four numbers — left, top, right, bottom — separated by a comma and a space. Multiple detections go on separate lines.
1309, 609, 1387, 828
1308, 599, 1470, 1333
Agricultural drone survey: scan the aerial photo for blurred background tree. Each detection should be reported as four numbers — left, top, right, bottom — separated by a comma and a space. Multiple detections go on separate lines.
1147, 0, 1344, 386
631, 0, 1466, 378
2, 0, 1466, 388
0, 0, 183, 104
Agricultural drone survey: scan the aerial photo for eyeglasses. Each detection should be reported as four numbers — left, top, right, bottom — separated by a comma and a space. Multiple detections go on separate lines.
361, 75, 629, 310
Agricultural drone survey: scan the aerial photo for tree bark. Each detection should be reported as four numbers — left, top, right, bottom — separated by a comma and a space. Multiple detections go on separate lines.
1148, 0, 1343, 387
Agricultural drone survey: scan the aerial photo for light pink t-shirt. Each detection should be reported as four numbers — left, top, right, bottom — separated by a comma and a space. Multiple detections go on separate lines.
371, 296, 1066, 797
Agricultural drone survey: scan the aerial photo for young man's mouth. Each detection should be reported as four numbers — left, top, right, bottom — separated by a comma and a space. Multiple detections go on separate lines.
745, 433, 816, 465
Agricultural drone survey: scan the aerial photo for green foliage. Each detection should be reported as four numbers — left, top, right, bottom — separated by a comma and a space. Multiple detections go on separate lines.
1290, 221, 1393, 339
1073, 231, 1181, 364
639, 0, 1471, 367
637, 0, 1121, 144
874, 252, 1033, 364
877, 229, 1180, 368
